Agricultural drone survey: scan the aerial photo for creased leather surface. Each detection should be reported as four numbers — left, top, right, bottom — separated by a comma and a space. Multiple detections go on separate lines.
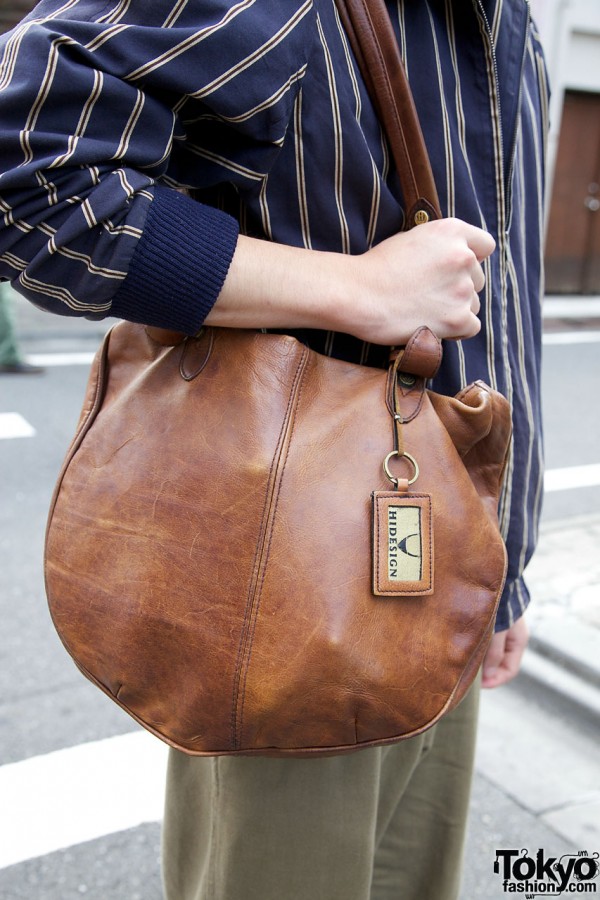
45, 324, 511, 756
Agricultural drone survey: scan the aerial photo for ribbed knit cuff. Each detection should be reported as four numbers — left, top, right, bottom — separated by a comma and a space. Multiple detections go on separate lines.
112, 185, 239, 334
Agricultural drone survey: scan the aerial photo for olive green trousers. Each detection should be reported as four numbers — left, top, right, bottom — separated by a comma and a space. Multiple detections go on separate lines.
162, 681, 479, 900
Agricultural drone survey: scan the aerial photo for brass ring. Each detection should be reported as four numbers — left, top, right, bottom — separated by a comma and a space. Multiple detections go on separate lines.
383, 450, 419, 486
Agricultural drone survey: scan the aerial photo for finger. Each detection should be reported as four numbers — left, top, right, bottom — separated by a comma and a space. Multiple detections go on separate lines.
446, 311, 481, 342
502, 638, 527, 682
481, 631, 506, 688
463, 223, 496, 262
472, 260, 486, 294
482, 618, 529, 689
490, 643, 523, 688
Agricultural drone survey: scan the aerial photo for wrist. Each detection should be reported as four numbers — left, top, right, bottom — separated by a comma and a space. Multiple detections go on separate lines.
315, 249, 365, 336
209, 235, 362, 335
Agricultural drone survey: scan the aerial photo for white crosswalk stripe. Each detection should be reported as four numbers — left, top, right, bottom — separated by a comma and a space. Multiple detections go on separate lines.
542, 330, 600, 345
0, 732, 167, 870
27, 351, 96, 366
544, 463, 600, 493
0, 411, 36, 439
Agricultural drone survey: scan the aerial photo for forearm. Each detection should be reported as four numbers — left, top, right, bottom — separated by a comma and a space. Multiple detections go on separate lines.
208, 218, 494, 346
206, 235, 348, 334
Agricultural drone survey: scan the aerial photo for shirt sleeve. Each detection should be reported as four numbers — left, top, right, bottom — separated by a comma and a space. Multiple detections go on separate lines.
493, 19, 550, 633
0, 0, 315, 332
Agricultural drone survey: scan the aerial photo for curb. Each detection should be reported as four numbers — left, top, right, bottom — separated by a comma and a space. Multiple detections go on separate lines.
521, 609, 600, 730
522, 616, 600, 729
529, 618, 600, 690
518, 645, 600, 731
518, 511, 600, 728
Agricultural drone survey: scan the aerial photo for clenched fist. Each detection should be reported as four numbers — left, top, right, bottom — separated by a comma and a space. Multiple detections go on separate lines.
350, 217, 495, 345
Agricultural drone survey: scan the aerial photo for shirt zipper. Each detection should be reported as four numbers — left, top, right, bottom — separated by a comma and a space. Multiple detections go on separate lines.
475, 0, 504, 171
505, 1, 531, 230
474, 0, 531, 228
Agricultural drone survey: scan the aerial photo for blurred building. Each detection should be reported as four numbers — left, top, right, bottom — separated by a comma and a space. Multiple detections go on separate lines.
531, 0, 600, 294
0, 0, 37, 34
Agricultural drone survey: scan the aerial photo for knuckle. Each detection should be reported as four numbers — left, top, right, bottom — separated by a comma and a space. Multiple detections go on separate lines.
458, 244, 476, 267
443, 216, 461, 231
455, 276, 476, 300
445, 305, 480, 339
445, 307, 467, 333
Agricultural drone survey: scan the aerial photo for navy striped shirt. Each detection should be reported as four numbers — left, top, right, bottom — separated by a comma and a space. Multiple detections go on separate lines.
0, 0, 549, 629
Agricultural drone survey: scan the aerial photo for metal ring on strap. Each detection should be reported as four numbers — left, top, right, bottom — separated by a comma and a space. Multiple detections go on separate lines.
383, 450, 420, 487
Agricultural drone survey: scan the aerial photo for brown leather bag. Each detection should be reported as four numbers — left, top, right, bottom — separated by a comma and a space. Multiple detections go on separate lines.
44, 0, 512, 757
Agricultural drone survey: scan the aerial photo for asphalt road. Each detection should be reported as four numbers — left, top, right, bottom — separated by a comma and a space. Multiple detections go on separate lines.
541, 336, 600, 520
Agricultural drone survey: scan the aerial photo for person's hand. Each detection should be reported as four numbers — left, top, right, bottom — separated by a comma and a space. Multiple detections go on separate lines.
481, 616, 529, 688
347, 217, 495, 345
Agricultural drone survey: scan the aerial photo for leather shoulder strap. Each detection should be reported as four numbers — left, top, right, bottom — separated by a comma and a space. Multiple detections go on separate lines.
334, 0, 442, 225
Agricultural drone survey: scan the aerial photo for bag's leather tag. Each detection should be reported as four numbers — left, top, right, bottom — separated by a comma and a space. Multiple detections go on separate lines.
371, 492, 433, 596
